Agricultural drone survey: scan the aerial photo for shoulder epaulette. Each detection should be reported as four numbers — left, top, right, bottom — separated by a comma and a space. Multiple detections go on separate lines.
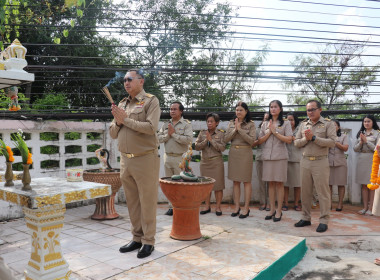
120, 97, 127, 103
250, 120, 254, 123
283, 118, 288, 121
145, 93, 153, 98
185, 119, 191, 124
219, 129, 225, 132
302, 119, 308, 122
325, 118, 331, 121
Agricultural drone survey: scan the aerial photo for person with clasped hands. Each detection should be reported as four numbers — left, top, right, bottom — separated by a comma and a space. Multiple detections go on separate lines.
158, 101, 193, 216
224, 101, 256, 219
353, 115, 380, 215
110, 69, 161, 258
257, 100, 292, 222
195, 112, 226, 216
328, 120, 349, 212
294, 100, 336, 233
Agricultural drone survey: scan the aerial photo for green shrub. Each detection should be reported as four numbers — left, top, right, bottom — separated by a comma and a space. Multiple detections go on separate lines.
87, 144, 101, 152
64, 132, 81, 140
65, 158, 82, 167
87, 157, 100, 165
87, 132, 101, 140
40, 132, 59, 141
40, 145, 59, 154
41, 160, 59, 169
65, 145, 82, 154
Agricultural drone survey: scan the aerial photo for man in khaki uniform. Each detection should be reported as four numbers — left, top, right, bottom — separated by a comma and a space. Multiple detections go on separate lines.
158, 102, 193, 215
110, 69, 160, 258
294, 100, 336, 233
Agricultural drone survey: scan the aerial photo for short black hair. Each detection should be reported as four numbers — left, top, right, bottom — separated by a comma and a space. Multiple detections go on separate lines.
206, 112, 220, 123
307, 99, 322, 109
171, 101, 184, 116
128, 68, 145, 79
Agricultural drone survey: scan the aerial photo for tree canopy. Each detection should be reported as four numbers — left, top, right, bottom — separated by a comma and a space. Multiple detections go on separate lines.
284, 41, 379, 109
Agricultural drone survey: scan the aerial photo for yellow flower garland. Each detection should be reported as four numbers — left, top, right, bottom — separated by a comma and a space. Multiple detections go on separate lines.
367, 150, 380, 190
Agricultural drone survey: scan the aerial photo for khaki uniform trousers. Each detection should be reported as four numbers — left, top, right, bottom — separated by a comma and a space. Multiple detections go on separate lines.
300, 157, 331, 224
164, 153, 182, 208
120, 151, 160, 245
255, 160, 267, 205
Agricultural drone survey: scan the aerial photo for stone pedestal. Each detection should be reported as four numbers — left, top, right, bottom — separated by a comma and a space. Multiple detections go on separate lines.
0, 177, 111, 280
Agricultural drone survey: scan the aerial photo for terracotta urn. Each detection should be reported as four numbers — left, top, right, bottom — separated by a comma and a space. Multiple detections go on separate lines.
159, 177, 215, 241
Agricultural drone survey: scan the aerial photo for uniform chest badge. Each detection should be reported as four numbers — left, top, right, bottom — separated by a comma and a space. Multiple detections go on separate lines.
135, 100, 145, 108
318, 125, 325, 128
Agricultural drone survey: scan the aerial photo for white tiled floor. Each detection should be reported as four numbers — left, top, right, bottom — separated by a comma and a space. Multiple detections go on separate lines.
1, 204, 308, 280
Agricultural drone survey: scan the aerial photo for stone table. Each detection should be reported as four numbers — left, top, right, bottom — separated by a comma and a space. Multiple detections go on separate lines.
0, 170, 23, 182
0, 177, 112, 280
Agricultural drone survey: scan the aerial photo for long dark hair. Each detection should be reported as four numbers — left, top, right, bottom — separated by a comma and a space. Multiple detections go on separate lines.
268, 100, 284, 127
234, 101, 251, 123
356, 114, 379, 138
332, 119, 341, 137
286, 112, 299, 128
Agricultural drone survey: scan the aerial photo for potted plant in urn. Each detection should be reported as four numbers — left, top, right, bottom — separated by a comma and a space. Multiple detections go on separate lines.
159, 145, 215, 241
12, 130, 33, 191
0, 139, 15, 186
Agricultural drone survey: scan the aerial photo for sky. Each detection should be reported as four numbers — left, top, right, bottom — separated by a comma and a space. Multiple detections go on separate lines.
222, 0, 380, 106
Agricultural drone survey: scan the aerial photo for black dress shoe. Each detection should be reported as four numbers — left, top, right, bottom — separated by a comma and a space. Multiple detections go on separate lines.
119, 241, 142, 253
294, 220, 311, 227
265, 211, 276, 220
200, 208, 211, 215
239, 209, 250, 219
216, 211, 222, 216
137, 244, 154, 258
316, 223, 328, 233
336, 208, 343, 212
231, 208, 240, 217
165, 208, 173, 216
273, 212, 282, 222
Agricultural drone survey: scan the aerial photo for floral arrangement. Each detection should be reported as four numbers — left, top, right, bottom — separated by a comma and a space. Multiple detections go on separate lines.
0, 139, 14, 162
11, 130, 33, 165
367, 150, 380, 190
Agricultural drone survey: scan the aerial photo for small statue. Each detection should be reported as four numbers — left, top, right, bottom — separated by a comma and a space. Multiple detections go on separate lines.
95, 148, 112, 171
171, 144, 198, 181
5, 86, 21, 111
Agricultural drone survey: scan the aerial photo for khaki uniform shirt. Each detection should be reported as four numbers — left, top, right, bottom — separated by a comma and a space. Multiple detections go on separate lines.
255, 129, 263, 161
294, 116, 336, 156
287, 126, 303, 162
158, 117, 193, 154
195, 129, 225, 159
353, 129, 380, 153
329, 134, 348, 167
109, 89, 161, 153
224, 120, 256, 146
259, 120, 292, 161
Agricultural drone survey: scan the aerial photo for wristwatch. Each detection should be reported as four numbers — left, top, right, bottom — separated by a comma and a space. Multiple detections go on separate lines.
311, 135, 316, 141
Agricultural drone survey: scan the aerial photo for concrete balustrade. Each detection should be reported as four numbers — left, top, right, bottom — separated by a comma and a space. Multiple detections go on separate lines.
0, 119, 365, 220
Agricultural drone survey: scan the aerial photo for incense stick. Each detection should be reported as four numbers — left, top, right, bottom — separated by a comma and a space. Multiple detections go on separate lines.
101, 86, 115, 105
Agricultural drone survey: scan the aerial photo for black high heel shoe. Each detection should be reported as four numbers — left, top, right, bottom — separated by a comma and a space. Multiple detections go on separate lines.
265, 211, 276, 220
273, 212, 282, 222
239, 209, 250, 219
231, 208, 240, 217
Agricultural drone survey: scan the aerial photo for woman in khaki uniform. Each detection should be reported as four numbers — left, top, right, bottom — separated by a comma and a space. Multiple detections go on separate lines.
258, 100, 292, 222
225, 102, 256, 219
253, 113, 270, 211
283, 112, 302, 211
195, 113, 226, 216
328, 120, 349, 211
354, 114, 380, 215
